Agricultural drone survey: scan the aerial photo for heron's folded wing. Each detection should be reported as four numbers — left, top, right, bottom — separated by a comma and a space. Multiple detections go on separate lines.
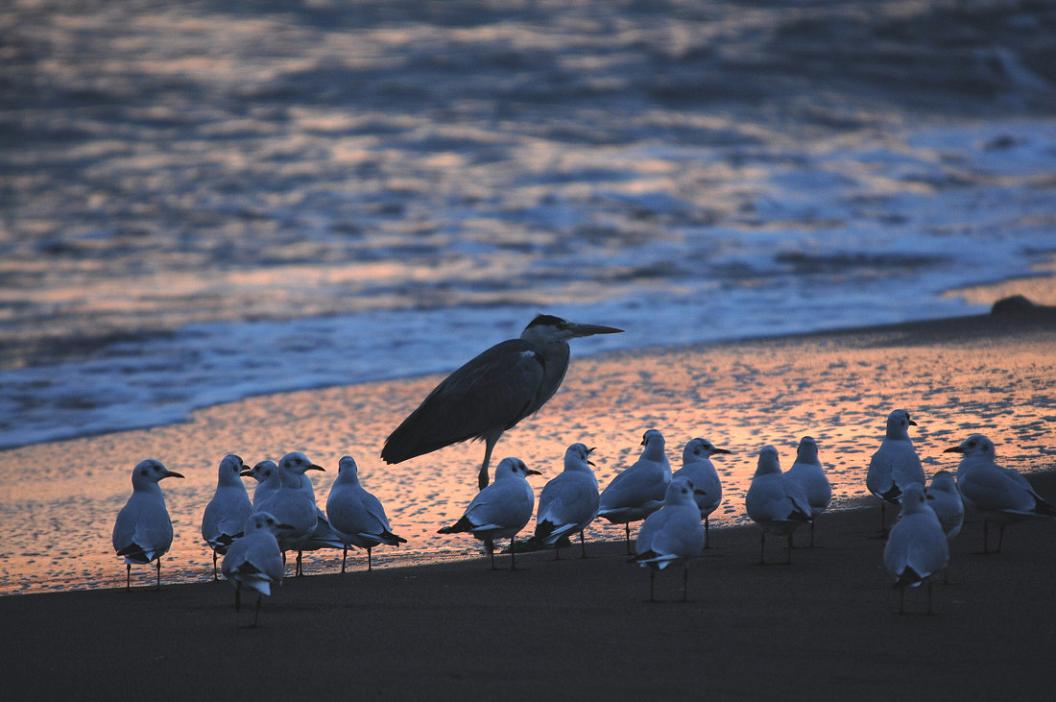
382, 340, 545, 463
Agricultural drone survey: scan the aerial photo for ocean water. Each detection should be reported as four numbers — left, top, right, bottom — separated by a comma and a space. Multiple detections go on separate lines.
2, 0, 1055, 449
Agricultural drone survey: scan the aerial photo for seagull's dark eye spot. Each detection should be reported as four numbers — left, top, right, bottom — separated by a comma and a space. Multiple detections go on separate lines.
140, 469, 147, 476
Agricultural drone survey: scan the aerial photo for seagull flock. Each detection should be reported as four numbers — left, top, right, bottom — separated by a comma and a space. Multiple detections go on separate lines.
112, 410, 1054, 623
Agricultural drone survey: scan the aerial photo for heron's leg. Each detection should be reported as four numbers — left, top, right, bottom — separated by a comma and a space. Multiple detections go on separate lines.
212, 549, 219, 581
489, 548, 496, 571
625, 523, 632, 555
253, 594, 262, 627
156, 558, 161, 590
704, 515, 710, 550
510, 537, 517, 571
235, 582, 241, 611
341, 546, 347, 574
126, 563, 131, 591
682, 564, 689, 602
579, 530, 587, 559
367, 547, 373, 572
478, 433, 500, 491
760, 531, 765, 565
296, 551, 303, 577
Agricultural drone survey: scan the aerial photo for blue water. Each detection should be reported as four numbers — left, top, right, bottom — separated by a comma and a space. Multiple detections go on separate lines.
2, 0, 1055, 449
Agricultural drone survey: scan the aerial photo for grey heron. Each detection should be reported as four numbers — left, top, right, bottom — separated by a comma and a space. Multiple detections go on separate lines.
381, 314, 623, 490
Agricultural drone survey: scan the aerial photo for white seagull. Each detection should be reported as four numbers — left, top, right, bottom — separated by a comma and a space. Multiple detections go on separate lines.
438, 457, 540, 570
530, 443, 600, 559
745, 445, 812, 564
326, 455, 407, 573
883, 483, 949, 614
201, 454, 253, 581
672, 437, 728, 548
926, 470, 964, 540
632, 478, 705, 602
255, 452, 324, 576
948, 434, 1056, 553
112, 458, 184, 590
786, 436, 832, 547
290, 458, 346, 567
598, 429, 672, 554
245, 459, 280, 508
866, 409, 925, 533
221, 511, 289, 627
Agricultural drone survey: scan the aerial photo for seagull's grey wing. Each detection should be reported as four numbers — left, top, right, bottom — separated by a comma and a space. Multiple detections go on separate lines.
382, 340, 546, 463
674, 462, 722, 513
649, 509, 704, 560
539, 473, 598, 529
114, 494, 173, 561
467, 481, 532, 530
866, 445, 895, 498
360, 490, 394, 533
600, 462, 666, 510
782, 475, 814, 520
906, 517, 949, 579
961, 468, 1036, 514
635, 507, 672, 556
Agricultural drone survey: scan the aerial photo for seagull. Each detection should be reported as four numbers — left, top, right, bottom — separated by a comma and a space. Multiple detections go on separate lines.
927, 471, 964, 540
598, 429, 672, 554
631, 478, 705, 602
438, 457, 540, 570
866, 409, 925, 533
530, 443, 600, 559
883, 483, 949, 614
785, 436, 832, 547
201, 454, 253, 581
671, 437, 728, 549
383, 315, 622, 491
326, 455, 407, 572
947, 434, 1056, 553
221, 511, 290, 627
255, 452, 324, 576
290, 459, 346, 568
745, 445, 812, 565
112, 458, 184, 590
245, 459, 280, 508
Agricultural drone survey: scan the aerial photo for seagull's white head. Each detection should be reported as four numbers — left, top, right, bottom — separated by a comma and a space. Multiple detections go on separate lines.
494, 457, 541, 481
665, 477, 703, 507
217, 454, 246, 485
564, 443, 595, 472
928, 470, 959, 496
899, 482, 929, 515
754, 445, 781, 476
520, 314, 623, 345
244, 459, 277, 484
885, 409, 917, 439
337, 455, 361, 483
639, 429, 667, 461
278, 451, 325, 476
245, 511, 293, 535
683, 437, 730, 463
944, 433, 996, 462
131, 458, 184, 489
795, 436, 820, 464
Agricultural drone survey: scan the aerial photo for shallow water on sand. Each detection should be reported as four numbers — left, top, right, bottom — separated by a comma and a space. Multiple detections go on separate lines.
0, 329, 1052, 595
3, 0, 1056, 448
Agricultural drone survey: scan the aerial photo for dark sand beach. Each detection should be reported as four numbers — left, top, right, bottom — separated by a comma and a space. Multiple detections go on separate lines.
3, 472, 1055, 700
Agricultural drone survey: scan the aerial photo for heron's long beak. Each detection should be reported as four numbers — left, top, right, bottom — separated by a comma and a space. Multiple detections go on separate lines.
711, 447, 731, 455
569, 322, 623, 337
909, 419, 918, 426
306, 464, 325, 472
162, 470, 184, 479
525, 468, 542, 476
239, 470, 253, 477
944, 446, 964, 453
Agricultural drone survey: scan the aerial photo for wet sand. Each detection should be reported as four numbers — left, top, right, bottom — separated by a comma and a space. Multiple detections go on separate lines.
1, 304, 1055, 594
3, 471, 1056, 700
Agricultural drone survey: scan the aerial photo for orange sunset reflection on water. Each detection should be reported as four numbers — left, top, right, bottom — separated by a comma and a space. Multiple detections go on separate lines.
0, 327, 1053, 595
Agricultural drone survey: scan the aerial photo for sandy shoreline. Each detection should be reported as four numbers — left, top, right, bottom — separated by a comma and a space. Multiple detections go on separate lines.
1, 305, 1054, 594
3, 471, 1056, 700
